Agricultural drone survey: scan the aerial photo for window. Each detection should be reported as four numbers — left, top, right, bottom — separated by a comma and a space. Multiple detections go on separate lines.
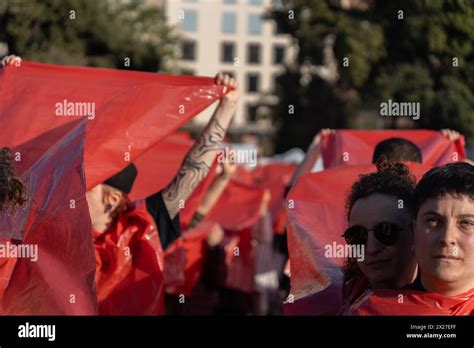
247, 104, 259, 122
274, 45, 285, 64
248, 0, 263, 5
223, 0, 236, 3
247, 43, 261, 64
222, 12, 237, 34
248, 14, 262, 35
222, 71, 236, 78
274, 20, 286, 34
182, 40, 196, 61
221, 42, 236, 63
247, 73, 260, 93
182, 10, 198, 32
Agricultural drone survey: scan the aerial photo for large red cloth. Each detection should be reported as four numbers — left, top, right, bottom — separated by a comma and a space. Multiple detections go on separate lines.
0, 61, 226, 189
284, 162, 432, 315
0, 62, 227, 315
163, 221, 218, 295
320, 129, 466, 169
207, 182, 264, 293
93, 202, 165, 315
1, 120, 97, 315
235, 164, 296, 234
129, 134, 194, 202
346, 288, 474, 315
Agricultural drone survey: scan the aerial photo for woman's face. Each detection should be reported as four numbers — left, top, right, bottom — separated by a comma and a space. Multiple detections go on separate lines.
414, 194, 474, 296
349, 193, 416, 289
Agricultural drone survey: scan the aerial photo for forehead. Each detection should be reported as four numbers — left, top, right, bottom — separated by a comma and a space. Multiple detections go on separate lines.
349, 193, 411, 227
418, 194, 474, 216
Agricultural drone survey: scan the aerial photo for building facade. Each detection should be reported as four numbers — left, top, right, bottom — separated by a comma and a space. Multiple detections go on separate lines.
156, 0, 295, 136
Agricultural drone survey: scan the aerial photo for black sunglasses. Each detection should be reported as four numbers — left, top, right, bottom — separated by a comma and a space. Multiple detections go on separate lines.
342, 222, 403, 246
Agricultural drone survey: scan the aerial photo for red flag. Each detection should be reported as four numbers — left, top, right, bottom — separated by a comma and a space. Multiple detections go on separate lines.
246, 163, 296, 233
129, 134, 194, 202
203, 181, 265, 293
320, 129, 466, 169
284, 162, 432, 315
1, 120, 97, 315
347, 288, 474, 315
93, 202, 164, 315
0, 62, 226, 189
163, 221, 218, 295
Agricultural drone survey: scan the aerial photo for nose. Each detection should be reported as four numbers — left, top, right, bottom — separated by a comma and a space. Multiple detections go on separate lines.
437, 221, 457, 248
365, 231, 382, 255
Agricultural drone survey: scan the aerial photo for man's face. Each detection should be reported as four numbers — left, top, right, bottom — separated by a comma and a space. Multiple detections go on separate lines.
349, 193, 416, 289
415, 194, 474, 295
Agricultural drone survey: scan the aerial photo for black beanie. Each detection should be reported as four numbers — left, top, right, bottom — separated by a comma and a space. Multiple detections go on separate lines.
103, 163, 138, 194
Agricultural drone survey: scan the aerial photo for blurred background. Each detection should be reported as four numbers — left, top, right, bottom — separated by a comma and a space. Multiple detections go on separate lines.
1, 0, 473, 157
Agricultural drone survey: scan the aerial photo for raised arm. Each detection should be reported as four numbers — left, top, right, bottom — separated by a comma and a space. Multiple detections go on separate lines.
287, 129, 334, 188
162, 73, 239, 219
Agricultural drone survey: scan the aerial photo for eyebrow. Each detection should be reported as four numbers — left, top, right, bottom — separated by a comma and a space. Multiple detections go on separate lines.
422, 211, 474, 219
422, 211, 442, 217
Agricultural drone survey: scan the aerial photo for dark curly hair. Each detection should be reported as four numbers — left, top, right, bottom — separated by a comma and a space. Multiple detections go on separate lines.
342, 157, 417, 283
0, 147, 27, 211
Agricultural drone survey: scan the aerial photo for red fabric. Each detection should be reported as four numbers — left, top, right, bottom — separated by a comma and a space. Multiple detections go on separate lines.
321, 129, 466, 169
205, 180, 265, 231
347, 288, 474, 316
163, 221, 217, 295
0, 61, 226, 190
243, 164, 296, 234
129, 134, 194, 202
94, 202, 164, 315
197, 181, 265, 293
284, 162, 432, 315
0, 120, 97, 315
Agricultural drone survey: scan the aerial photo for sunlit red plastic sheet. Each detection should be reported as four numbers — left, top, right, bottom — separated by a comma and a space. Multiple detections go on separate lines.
284, 162, 432, 315
163, 221, 218, 296
0, 61, 226, 190
0, 120, 97, 315
129, 134, 194, 202
346, 288, 474, 315
93, 202, 165, 315
197, 181, 265, 293
235, 164, 296, 234
320, 130, 466, 169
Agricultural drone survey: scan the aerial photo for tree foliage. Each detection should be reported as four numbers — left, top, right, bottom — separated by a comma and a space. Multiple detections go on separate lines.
0, 0, 179, 72
271, 0, 473, 152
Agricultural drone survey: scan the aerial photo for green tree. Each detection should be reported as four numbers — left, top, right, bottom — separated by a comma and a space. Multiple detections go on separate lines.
270, 0, 473, 152
0, 0, 179, 72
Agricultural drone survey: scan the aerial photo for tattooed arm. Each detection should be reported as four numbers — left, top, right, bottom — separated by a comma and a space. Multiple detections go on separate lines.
162, 73, 239, 219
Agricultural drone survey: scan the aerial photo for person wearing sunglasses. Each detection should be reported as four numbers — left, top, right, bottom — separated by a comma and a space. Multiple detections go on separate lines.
341, 158, 418, 307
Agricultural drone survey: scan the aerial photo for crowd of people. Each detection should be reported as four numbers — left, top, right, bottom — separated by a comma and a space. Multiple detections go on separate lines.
1, 54, 473, 316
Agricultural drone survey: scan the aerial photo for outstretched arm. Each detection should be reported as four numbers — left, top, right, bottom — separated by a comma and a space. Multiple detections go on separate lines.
162, 73, 239, 219
288, 129, 334, 189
